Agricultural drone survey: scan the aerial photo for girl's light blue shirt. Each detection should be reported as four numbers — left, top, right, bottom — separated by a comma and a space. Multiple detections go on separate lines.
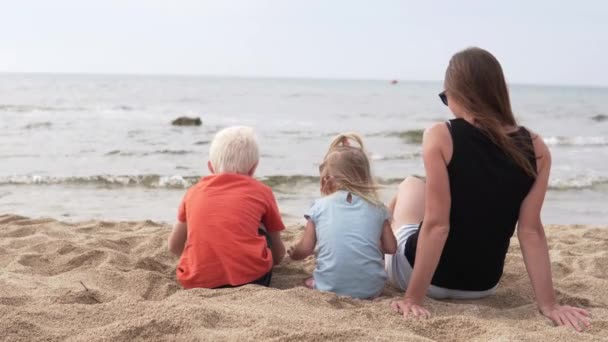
306, 190, 389, 299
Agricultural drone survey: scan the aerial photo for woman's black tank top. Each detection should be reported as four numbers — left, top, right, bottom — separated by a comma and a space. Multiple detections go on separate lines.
404, 118, 537, 291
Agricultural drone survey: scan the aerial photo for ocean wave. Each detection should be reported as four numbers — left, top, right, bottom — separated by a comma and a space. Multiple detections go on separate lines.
0, 174, 400, 190
23, 122, 53, 129
112, 105, 136, 111
0, 153, 41, 158
369, 129, 425, 144
262, 175, 407, 189
2, 104, 140, 113
261, 175, 320, 188
0, 174, 605, 191
0, 175, 199, 189
0, 104, 87, 113
104, 150, 195, 157
544, 136, 608, 147
151, 150, 194, 155
371, 152, 421, 161
548, 176, 608, 190
104, 150, 138, 157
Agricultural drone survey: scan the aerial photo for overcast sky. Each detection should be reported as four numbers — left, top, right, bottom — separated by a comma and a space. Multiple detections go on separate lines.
1, 1, 607, 86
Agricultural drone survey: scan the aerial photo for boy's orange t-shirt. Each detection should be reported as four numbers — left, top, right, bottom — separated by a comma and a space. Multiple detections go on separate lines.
176, 173, 285, 289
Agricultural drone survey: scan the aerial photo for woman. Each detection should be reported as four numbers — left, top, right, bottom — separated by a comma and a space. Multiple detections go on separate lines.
386, 47, 591, 332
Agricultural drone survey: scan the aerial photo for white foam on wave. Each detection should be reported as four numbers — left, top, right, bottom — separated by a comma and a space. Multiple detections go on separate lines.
157, 175, 191, 188
0, 174, 198, 189
1, 174, 607, 191
548, 175, 608, 190
371, 152, 421, 161
544, 136, 608, 147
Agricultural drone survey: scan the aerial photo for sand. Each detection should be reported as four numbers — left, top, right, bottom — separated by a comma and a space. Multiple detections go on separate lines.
0, 214, 606, 341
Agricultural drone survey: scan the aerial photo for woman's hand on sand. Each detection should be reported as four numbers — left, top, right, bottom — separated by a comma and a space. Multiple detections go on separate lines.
541, 304, 591, 332
390, 299, 430, 319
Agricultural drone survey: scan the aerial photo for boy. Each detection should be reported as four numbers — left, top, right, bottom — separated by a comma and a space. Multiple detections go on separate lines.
168, 126, 286, 288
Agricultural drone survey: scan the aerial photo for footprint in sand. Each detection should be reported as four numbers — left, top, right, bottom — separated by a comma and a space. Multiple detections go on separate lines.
54, 284, 109, 305
0, 214, 28, 224
0, 296, 30, 306
140, 272, 180, 301
134, 257, 171, 274
424, 317, 486, 341
16, 249, 108, 276
327, 296, 363, 310
551, 261, 574, 279
0, 226, 37, 238
112, 319, 181, 340
555, 288, 595, 308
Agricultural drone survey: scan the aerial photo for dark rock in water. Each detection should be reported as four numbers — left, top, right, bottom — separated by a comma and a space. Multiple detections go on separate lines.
171, 117, 202, 126
591, 114, 608, 122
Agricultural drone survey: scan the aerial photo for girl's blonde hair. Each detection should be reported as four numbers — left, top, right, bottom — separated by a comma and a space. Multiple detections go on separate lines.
319, 132, 383, 206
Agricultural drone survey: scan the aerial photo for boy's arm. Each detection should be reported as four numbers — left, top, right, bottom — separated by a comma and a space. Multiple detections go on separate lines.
267, 230, 286, 265
261, 188, 287, 265
168, 222, 187, 256
380, 220, 397, 254
288, 220, 316, 260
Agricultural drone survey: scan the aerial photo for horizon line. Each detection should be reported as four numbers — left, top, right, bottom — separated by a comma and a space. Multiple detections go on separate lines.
1, 70, 606, 90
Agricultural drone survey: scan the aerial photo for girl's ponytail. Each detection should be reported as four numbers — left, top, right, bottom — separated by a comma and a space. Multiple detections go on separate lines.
327, 132, 365, 156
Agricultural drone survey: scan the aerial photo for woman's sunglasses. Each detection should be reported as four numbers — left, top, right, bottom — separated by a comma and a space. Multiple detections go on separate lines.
438, 91, 448, 106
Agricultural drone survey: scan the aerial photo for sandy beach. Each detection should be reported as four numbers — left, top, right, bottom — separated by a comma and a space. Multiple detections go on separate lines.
0, 214, 606, 341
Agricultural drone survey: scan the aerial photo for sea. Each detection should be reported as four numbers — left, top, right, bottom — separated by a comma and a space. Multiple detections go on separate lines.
1, 73, 607, 225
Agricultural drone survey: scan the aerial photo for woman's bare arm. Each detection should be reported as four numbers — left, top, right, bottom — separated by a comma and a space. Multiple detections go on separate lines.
517, 136, 590, 331
267, 230, 286, 265
392, 123, 452, 319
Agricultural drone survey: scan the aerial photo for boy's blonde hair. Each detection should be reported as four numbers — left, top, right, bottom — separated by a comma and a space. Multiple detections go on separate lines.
319, 133, 382, 206
209, 126, 259, 174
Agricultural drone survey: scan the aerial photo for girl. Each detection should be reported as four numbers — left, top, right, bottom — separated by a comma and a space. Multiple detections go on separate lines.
288, 133, 397, 299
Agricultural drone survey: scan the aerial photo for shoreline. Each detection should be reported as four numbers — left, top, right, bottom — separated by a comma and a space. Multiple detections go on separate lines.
2, 183, 607, 226
0, 214, 606, 341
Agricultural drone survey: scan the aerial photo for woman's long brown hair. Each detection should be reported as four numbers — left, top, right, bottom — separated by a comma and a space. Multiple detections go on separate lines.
445, 47, 537, 177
